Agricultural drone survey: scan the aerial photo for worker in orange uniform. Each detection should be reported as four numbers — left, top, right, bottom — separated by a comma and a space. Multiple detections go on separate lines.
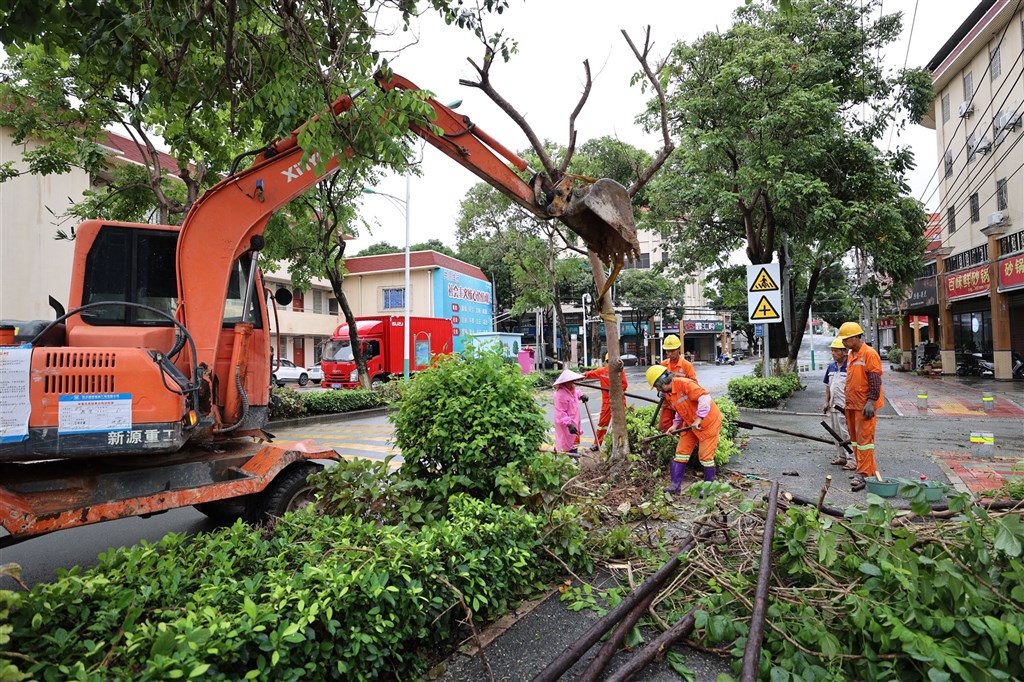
657, 335, 697, 433
837, 322, 884, 492
646, 365, 722, 493
583, 354, 627, 449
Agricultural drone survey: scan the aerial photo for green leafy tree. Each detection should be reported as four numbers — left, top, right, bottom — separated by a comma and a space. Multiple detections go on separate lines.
644, 0, 930, 366
616, 268, 684, 363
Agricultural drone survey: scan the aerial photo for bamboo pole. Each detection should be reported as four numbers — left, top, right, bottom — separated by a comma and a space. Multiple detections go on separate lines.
736, 420, 836, 446
532, 535, 697, 682
601, 607, 698, 682
577, 380, 660, 404
740, 479, 780, 681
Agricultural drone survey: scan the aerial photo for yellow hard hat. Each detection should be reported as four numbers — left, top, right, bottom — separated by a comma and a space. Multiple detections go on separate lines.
837, 321, 864, 339
663, 334, 681, 350
646, 365, 669, 388
604, 353, 609, 362
830, 337, 846, 349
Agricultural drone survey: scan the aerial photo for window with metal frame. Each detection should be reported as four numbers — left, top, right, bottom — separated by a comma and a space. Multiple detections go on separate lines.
382, 287, 405, 311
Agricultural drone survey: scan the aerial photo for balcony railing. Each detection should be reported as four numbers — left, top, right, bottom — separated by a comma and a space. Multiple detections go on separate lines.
944, 244, 988, 273
998, 229, 1024, 256
920, 261, 937, 278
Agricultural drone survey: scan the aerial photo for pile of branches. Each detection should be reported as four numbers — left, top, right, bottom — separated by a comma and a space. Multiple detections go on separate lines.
538, 486, 1024, 681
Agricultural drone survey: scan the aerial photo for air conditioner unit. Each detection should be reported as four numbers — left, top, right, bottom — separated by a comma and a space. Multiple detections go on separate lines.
958, 101, 974, 118
975, 136, 993, 154
995, 109, 1021, 131
987, 211, 1007, 227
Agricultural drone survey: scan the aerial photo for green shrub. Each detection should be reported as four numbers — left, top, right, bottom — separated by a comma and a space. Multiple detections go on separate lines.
2, 496, 546, 682
372, 380, 404, 404
303, 389, 384, 414
392, 348, 547, 502
727, 375, 798, 408
269, 386, 306, 420
886, 345, 903, 364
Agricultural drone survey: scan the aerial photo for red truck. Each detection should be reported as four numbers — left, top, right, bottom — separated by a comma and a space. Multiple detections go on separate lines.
321, 316, 453, 389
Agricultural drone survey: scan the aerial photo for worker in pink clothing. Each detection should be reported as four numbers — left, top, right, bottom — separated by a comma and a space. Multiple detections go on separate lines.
552, 369, 587, 457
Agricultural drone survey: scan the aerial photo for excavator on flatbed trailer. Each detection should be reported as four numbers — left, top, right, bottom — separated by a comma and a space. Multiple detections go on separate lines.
0, 71, 637, 546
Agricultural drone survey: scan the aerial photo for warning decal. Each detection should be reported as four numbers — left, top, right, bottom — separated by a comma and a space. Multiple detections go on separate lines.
749, 267, 780, 292
750, 295, 781, 321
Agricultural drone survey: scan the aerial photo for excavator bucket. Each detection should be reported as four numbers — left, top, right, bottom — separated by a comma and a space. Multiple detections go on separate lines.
559, 178, 640, 264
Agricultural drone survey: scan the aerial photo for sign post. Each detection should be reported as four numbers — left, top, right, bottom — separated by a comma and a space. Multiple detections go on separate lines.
747, 264, 783, 378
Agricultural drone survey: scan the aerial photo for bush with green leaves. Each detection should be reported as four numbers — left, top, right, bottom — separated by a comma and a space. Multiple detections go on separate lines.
391, 347, 548, 501
302, 388, 384, 414
269, 386, 306, 420
886, 345, 904, 364
727, 374, 800, 408
1, 495, 547, 682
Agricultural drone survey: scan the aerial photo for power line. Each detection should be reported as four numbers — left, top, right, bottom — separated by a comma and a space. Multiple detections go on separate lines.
886, 0, 919, 152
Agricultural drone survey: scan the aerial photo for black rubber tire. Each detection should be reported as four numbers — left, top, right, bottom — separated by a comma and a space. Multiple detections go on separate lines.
193, 499, 250, 523
298, 373, 309, 387
272, 373, 285, 387
255, 464, 320, 521
370, 375, 387, 389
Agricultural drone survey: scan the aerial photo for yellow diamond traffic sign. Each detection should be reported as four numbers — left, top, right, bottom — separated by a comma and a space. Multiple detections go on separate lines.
747, 263, 783, 324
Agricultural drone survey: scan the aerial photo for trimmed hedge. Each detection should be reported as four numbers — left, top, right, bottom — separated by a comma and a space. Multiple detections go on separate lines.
2, 495, 546, 682
303, 389, 384, 414
727, 372, 802, 408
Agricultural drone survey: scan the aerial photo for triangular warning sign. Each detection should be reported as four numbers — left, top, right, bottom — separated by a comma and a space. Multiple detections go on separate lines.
750, 295, 781, 320
749, 267, 779, 292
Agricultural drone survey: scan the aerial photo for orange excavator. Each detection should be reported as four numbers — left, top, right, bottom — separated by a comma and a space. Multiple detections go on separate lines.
0, 72, 637, 545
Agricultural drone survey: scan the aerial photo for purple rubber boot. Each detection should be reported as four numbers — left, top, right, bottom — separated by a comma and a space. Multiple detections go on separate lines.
663, 461, 686, 493
702, 466, 716, 483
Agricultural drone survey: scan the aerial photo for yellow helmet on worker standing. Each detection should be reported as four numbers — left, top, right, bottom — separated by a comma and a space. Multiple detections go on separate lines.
830, 337, 846, 349
837, 321, 864, 339
646, 365, 669, 389
663, 334, 681, 350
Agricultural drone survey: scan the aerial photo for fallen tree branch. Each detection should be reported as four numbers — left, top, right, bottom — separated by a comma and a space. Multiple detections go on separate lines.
602, 607, 699, 682
740, 480, 780, 681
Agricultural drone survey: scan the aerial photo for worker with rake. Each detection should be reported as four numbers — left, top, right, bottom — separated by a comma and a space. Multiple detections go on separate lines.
583, 354, 627, 449
822, 337, 854, 470
646, 365, 722, 492
657, 335, 696, 433
552, 369, 587, 458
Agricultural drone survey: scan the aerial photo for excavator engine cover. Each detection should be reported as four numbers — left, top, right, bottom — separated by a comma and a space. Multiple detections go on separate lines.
559, 178, 639, 264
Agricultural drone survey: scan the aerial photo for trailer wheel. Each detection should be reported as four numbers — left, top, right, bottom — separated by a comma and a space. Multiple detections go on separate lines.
256, 463, 320, 521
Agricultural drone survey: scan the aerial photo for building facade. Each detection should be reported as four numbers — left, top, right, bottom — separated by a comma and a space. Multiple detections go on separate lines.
911, 0, 1024, 379
340, 250, 493, 354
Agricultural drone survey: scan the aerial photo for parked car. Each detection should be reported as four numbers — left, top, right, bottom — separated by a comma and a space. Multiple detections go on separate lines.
272, 358, 312, 387
733, 350, 746, 361
307, 364, 323, 385
620, 353, 640, 366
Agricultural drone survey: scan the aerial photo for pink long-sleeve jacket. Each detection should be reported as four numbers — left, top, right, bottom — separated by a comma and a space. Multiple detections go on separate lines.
553, 384, 582, 453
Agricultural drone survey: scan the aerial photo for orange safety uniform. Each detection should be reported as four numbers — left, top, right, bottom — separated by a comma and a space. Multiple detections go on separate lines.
665, 376, 721, 468
844, 344, 884, 477
583, 366, 628, 446
658, 356, 697, 432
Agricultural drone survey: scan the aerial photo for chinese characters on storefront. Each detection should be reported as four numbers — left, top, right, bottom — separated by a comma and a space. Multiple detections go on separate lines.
944, 264, 990, 301
997, 253, 1024, 292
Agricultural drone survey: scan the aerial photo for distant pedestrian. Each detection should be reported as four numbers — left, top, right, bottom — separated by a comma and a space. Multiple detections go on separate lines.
658, 335, 697, 433
838, 322, 884, 492
583, 354, 627, 449
552, 369, 586, 457
646, 365, 722, 493
822, 337, 853, 469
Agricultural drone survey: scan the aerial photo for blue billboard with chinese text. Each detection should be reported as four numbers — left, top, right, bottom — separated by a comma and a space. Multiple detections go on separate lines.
434, 268, 493, 353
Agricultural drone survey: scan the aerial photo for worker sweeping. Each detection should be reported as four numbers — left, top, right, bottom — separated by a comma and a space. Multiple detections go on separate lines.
646, 365, 722, 493
838, 322, 884, 492
657, 335, 696, 433
583, 354, 627, 449
552, 369, 587, 458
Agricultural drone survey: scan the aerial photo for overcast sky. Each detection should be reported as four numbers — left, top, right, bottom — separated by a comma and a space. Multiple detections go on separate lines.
350, 0, 974, 254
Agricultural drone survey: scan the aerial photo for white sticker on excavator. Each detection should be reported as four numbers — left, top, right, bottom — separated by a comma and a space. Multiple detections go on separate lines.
58, 393, 132, 435
0, 346, 32, 443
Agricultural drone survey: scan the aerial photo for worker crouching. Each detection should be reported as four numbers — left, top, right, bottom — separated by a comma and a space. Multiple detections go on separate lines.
646, 365, 722, 493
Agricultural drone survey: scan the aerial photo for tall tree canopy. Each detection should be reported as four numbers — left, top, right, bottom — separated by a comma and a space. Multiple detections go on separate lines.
643, 0, 931, 363
0, 0, 507, 224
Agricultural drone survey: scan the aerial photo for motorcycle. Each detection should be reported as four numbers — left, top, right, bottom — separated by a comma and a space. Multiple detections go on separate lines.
956, 352, 994, 377
716, 353, 735, 366
1013, 352, 1024, 380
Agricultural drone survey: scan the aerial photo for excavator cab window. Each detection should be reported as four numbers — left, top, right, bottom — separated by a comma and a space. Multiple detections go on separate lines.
222, 254, 263, 328
82, 226, 178, 325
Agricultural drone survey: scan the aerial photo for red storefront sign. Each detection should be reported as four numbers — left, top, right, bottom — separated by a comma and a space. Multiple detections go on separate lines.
945, 264, 990, 301
877, 316, 896, 329
998, 253, 1024, 292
